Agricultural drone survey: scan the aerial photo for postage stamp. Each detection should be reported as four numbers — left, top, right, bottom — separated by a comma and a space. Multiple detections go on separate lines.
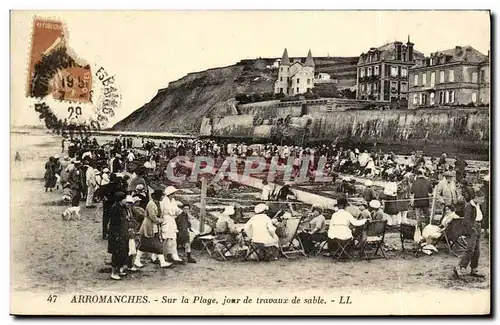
27, 18, 92, 103
25, 17, 121, 137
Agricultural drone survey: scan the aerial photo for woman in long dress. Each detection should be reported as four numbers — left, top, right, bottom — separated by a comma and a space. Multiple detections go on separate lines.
108, 193, 133, 280
44, 157, 57, 192
383, 174, 399, 225
161, 186, 185, 263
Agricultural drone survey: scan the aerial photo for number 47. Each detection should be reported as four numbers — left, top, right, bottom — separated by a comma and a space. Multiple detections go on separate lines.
47, 295, 58, 303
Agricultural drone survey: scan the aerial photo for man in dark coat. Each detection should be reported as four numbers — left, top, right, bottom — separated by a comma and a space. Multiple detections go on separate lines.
453, 189, 485, 278
95, 173, 123, 240
410, 169, 433, 231
108, 192, 131, 280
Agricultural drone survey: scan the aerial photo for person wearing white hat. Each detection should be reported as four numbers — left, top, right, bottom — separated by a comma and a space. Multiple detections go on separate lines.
362, 180, 377, 203
213, 206, 239, 257
244, 204, 279, 260
369, 200, 384, 221
161, 186, 184, 264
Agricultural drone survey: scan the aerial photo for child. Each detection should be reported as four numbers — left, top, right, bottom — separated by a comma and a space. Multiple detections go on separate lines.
61, 182, 72, 203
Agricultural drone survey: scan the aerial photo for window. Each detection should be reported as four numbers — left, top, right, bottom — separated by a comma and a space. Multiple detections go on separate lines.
439, 91, 444, 104
422, 73, 427, 86
280, 67, 283, 73
297, 78, 300, 84
360, 68, 365, 78
472, 92, 477, 103
390, 81, 398, 92
391, 66, 398, 77
401, 67, 408, 77
280, 77, 283, 82
400, 82, 407, 92
279, 88, 283, 93
414, 74, 419, 86
367, 67, 372, 76
439, 71, 445, 83
374, 66, 379, 75
449, 70, 455, 82
472, 72, 478, 83
430, 58, 434, 65
361, 84, 365, 92
307, 79, 311, 85
419, 93, 423, 105
430, 72, 436, 87
449, 91, 455, 103
413, 94, 418, 104
296, 87, 299, 93
374, 82, 378, 91
445, 91, 449, 103
480, 69, 486, 83
430, 92, 435, 105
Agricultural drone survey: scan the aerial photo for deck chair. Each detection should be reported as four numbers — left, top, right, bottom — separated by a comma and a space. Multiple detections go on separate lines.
441, 218, 468, 257
397, 223, 420, 257
362, 220, 388, 260
278, 217, 307, 259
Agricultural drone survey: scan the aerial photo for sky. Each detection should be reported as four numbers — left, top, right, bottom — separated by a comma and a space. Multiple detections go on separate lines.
10, 10, 490, 127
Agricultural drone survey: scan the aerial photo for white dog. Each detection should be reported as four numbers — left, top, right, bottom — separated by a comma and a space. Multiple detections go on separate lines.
61, 206, 81, 221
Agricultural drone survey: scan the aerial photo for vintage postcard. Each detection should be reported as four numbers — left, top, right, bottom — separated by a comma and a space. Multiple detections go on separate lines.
10, 10, 491, 316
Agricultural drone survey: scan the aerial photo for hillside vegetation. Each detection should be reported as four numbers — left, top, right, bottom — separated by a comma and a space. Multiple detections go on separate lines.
112, 57, 358, 133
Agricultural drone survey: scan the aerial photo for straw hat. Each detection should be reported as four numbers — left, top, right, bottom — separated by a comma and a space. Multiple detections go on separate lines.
365, 180, 373, 187
103, 168, 110, 173
54, 154, 60, 159
135, 184, 145, 191
483, 174, 490, 182
223, 206, 235, 216
164, 186, 178, 196
254, 203, 268, 214
369, 200, 381, 209
125, 195, 135, 204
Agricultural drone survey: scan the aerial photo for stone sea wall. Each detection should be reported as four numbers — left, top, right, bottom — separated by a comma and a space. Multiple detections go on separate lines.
202, 107, 489, 157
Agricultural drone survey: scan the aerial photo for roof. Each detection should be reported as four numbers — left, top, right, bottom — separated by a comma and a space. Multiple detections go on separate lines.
424, 46, 488, 64
305, 49, 315, 67
358, 41, 424, 64
281, 48, 291, 65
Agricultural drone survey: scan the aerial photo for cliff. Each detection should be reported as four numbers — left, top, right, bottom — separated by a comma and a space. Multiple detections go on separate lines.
112, 57, 358, 133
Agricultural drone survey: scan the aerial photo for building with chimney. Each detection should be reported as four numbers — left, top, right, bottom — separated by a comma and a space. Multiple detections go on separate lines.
274, 49, 315, 96
356, 37, 424, 102
408, 46, 489, 109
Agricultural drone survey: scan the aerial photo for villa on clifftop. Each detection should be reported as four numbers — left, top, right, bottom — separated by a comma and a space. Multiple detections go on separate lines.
274, 48, 315, 96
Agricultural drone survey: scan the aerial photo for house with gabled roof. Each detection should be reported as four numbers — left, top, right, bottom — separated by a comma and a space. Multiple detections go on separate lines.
408, 45, 489, 109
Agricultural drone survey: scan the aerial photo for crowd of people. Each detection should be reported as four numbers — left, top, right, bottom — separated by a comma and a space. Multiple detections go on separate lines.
42, 134, 489, 280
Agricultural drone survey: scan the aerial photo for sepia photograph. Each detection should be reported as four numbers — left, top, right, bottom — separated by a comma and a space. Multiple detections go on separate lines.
9, 9, 491, 316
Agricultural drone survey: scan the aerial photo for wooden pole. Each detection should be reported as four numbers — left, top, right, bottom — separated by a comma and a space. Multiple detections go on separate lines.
429, 186, 437, 225
199, 178, 207, 234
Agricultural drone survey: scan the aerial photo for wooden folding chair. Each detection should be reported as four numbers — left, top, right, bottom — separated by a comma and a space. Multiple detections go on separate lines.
243, 240, 276, 262
197, 234, 217, 257
314, 240, 328, 256
362, 220, 388, 260
397, 223, 421, 257
330, 238, 355, 261
441, 218, 468, 257
279, 217, 307, 259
